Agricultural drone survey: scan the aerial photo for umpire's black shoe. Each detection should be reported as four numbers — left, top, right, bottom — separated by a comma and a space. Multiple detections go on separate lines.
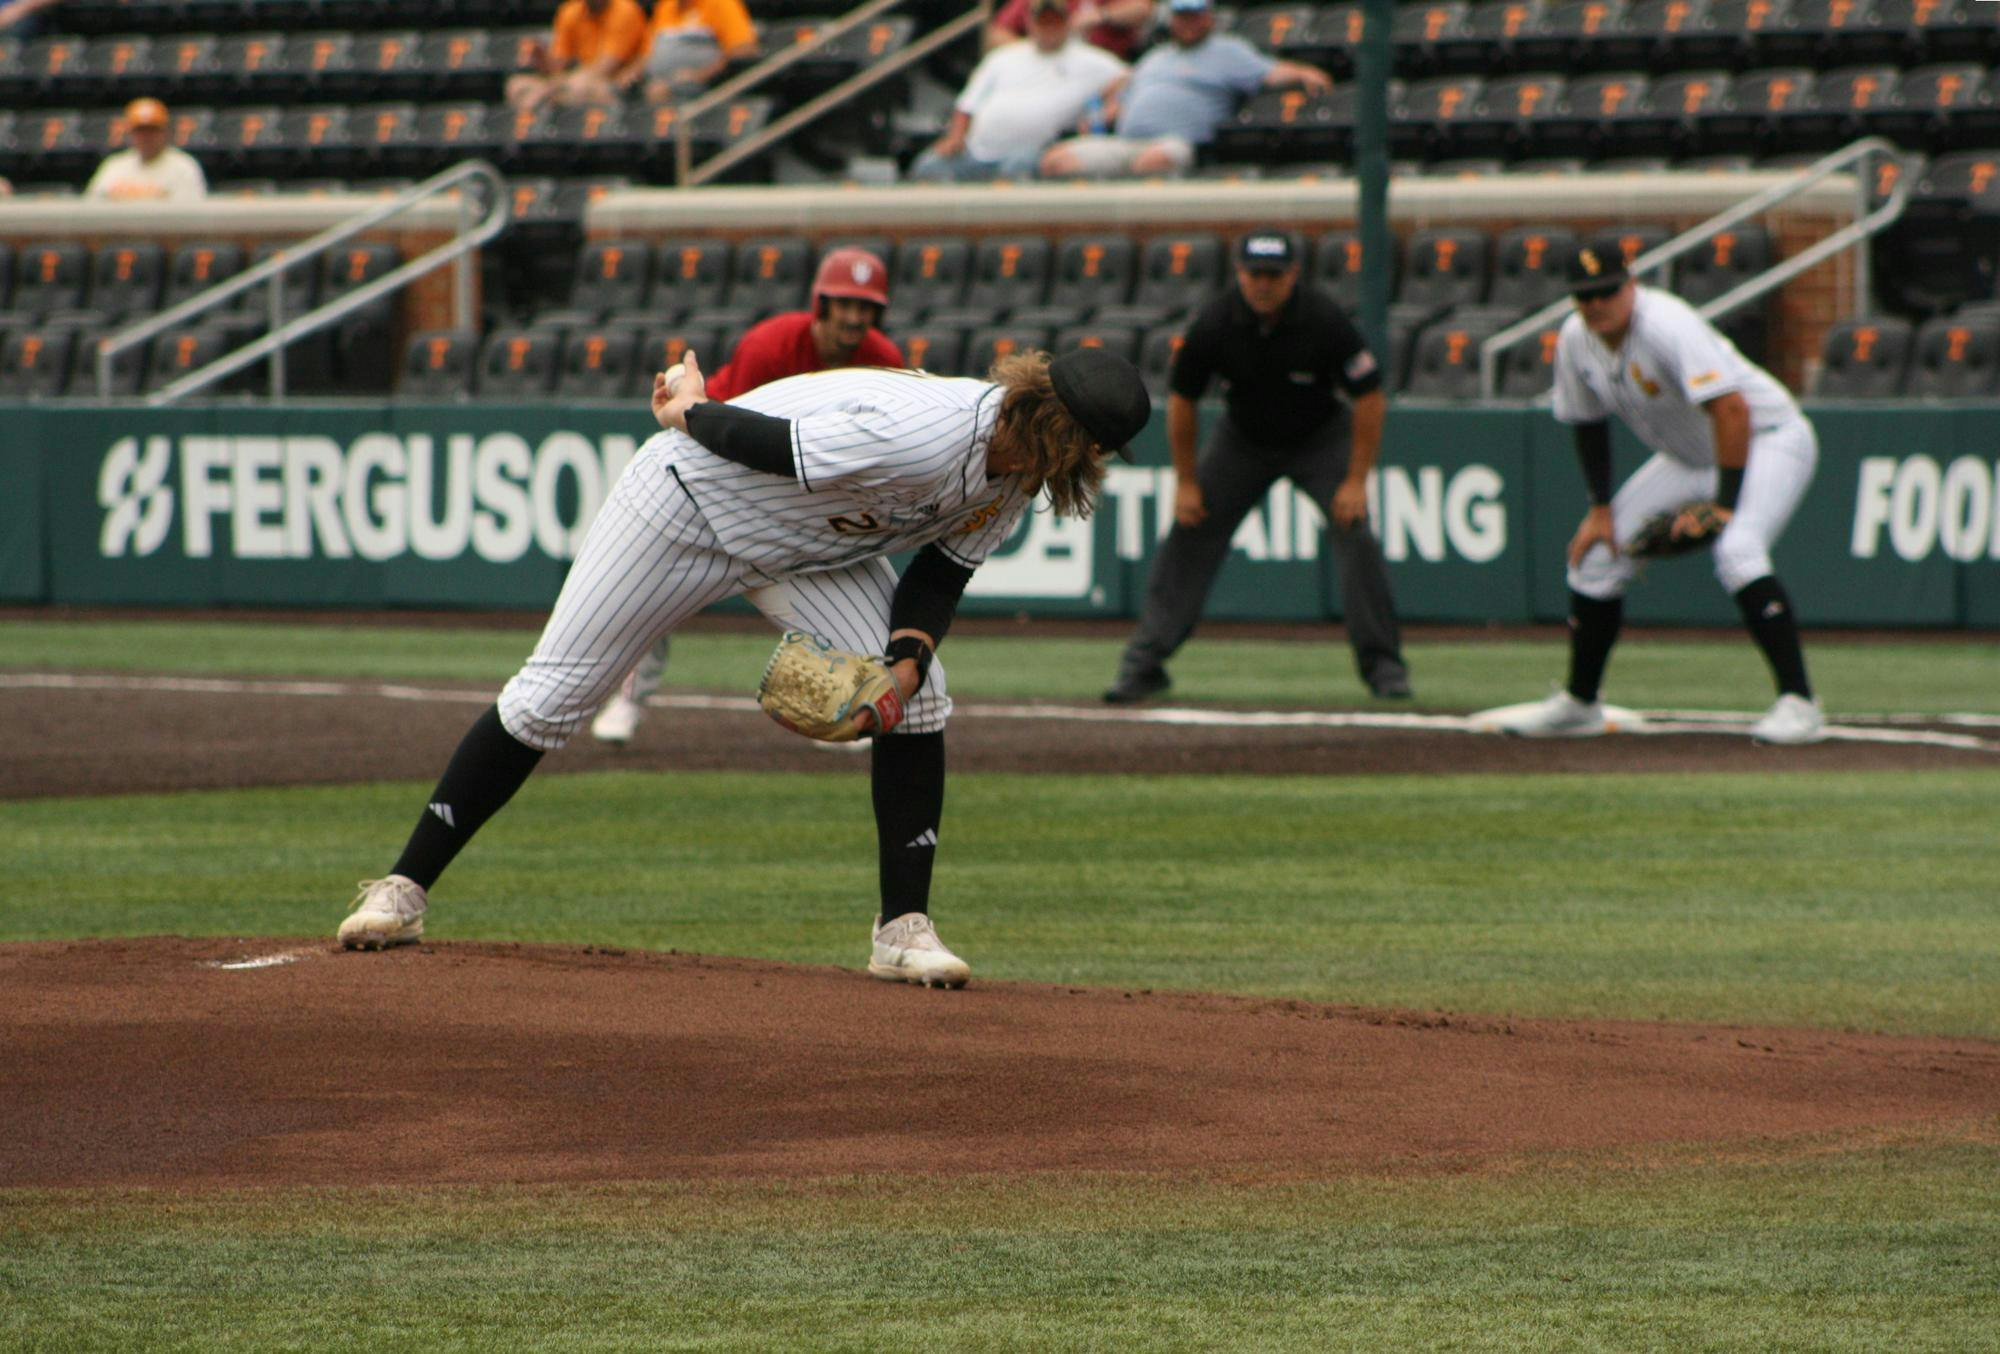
1367, 669, 1414, 700
1103, 666, 1171, 705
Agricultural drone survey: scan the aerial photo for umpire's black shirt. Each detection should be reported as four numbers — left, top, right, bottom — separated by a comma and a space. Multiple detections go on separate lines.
1169, 283, 1384, 447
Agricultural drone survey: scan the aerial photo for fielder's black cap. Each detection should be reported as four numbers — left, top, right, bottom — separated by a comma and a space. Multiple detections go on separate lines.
1049, 347, 1150, 461
1565, 238, 1632, 294
1236, 229, 1299, 271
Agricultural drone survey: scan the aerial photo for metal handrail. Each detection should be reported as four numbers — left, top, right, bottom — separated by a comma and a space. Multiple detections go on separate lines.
675, 0, 993, 188
101, 158, 510, 405
1476, 137, 1914, 400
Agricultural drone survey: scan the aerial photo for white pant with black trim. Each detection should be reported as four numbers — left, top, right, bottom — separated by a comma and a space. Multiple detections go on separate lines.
498, 456, 953, 750
1568, 418, 1819, 600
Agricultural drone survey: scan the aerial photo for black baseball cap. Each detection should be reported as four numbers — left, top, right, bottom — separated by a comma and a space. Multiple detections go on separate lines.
1049, 347, 1150, 461
1565, 239, 1632, 295
1236, 230, 1299, 271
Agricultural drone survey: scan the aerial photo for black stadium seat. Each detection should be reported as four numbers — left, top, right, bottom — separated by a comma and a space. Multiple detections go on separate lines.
1813, 316, 1913, 397
567, 238, 654, 321
1513, 0, 1632, 72
725, 236, 812, 317
87, 241, 166, 321
1435, 0, 1543, 74
399, 327, 478, 399
1392, 1, 1471, 77
144, 323, 234, 394
477, 326, 564, 398
650, 239, 732, 322
893, 236, 972, 320
1395, 75, 1483, 160
1672, 223, 1771, 304
557, 324, 643, 399
1488, 225, 1578, 315
1053, 234, 1136, 317
1138, 324, 1186, 396
1903, 315, 2000, 397
1399, 227, 1490, 318
1404, 313, 1517, 399
0, 326, 76, 399
635, 324, 723, 396
1312, 228, 1398, 314
964, 236, 1052, 317
1052, 323, 1140, 365
11, 242, 90, 319
1497, 317, 1565, 397
896, 324, 968, 376
962, 324, 1052, 376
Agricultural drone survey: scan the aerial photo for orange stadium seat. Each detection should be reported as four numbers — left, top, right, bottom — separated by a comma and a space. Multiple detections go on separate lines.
399, 327, 478, 400
1813, 315, 1914, 397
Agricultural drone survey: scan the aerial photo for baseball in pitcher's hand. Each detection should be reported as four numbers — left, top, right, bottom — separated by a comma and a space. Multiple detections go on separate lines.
1331, 479, 1368, 529
653, 349, 708, 431
1174, 479, 1206, 527
1567, 504, 1617, 569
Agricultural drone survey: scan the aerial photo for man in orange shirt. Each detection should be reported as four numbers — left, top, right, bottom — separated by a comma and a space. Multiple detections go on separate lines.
507, 0, 652, 111
636, 0, 761, 105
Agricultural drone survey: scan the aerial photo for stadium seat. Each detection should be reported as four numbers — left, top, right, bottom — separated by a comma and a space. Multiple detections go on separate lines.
275, 104, 360, 177
1398, 228, 1490, 318
567, 238, 655, 321
71, 34, 154, 104
1053, 234, 1137, 318
1138, 324, 1188, 396
1780, 64, 1899, 153
1237, 4, 1328, 62
1128, 232, 1225, 323
19, 34, 92, 103
556, 324, 643, 400
1696, 65, 1813, 155
962, 324, 1053, 375
11, 243, 90, 319
411, 102, 500, 166
1874, 0, 1990, 65
7, 109, 95, 181
1619, 69, 1732, 158
635, 324, 724, 395
1404, 313, 1517, 399
152, 34, 224, 101
1391, 1, 1470, 78
87, 241, 166, 321
1812, 316, 1913, 397
1760, 0, 1901, 70
1496, 317, 1565, 397
1665, 0, 1787, 71
144, 323, 235, 395
1434, 0, 1543, 74
352, 30, 426, 100
1903, 315, 2000, 397
281, 30, 362, 100
1312, 229, 1399, 314
203, 105, 289, 177
1672, 224, 1772, 305
1488, 226, 1579, 315
1459, 73, 1565, 161
1513, 0, 1632, 72
242, 242, 319, 320
1588, 0, 1705, 69
1875, 151, 2000, 314
214, 33, 290, 100
1537, 71, 1651, 159
897, 325, 967, 376
1309, 2, 1372, 78
964, 236, 1053, 318
1871, 63, 1990, 149
1223, 86, 1347, 163
725, 237, 812, 317
893, 236, 972, 320
0, 326, 76, 399
1052, 323, 1140, 365
68, 325, 148, 397
399, 327, 478, 399
414, 29, 505, 99
350, 101, 421, 175
477, 326, 564, 398
1395, 75, 1484, 160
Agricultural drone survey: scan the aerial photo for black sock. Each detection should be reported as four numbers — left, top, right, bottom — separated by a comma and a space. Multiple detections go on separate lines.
1566, 590, 1623, 704
871, 731, 945, 925
1734, 576, 1813, 698
390, 706, 545, 890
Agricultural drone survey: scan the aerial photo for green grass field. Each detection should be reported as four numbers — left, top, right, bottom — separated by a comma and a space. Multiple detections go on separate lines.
4, 617, 1997, 1351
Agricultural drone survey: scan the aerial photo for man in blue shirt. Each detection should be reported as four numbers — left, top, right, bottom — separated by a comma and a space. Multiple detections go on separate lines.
1039, 0, 1330, 178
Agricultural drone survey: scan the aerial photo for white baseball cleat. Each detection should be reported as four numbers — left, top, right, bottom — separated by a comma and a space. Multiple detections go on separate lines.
1486, 688, 1608, 738
338, 875, 427, 950
590, 694, 645, 745
868, 912, 971, 989
1750, 693, 1825, 745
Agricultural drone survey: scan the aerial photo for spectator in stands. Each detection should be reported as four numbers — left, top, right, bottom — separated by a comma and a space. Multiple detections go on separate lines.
911, 0, 1126, 183
0, 0, 63, 40
84, 98, 207, 202
589, 248, 906, 745
984, 0, 1151, 61
505, 0, 651, 112
636, 0, 761, 105
1039, 0, 1330, 179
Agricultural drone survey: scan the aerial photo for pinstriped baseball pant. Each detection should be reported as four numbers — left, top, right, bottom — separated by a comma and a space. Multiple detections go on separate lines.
497, 457, 954, 750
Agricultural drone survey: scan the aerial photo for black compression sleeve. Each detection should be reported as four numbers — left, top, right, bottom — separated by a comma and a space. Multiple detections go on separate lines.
1574, 420, 1613, 505
1717, 465, 1745, 510
683, 403, 796, 477
889, 544, 975, 645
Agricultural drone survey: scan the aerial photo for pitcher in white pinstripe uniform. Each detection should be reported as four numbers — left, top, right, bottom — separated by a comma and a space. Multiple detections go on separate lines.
338, 344, 1151, 987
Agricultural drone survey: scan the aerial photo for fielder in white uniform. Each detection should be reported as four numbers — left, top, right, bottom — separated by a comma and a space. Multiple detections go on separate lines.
337, 345, 1151, 986
1494, 240, 1824, 744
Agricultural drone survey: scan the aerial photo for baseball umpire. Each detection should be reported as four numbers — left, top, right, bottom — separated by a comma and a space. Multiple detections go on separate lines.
592, 247, 906, 744
1104, 228, 1412, 704
339, 345, 1150, 988
1488, 239, 1824, 744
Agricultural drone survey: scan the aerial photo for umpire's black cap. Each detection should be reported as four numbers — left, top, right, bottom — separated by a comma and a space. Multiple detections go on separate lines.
1565, 238, 1633, 295
1049, 347, 1149, 461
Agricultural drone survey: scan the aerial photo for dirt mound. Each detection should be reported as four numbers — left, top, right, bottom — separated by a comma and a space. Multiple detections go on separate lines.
5, 938, 1996, 1189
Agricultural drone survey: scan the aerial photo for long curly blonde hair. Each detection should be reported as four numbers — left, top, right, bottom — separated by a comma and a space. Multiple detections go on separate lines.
987, 349, 1108, 519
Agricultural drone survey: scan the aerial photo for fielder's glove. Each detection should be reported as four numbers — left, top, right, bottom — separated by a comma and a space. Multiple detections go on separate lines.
757, 630, 905, 742
1629, 500, 1732, 559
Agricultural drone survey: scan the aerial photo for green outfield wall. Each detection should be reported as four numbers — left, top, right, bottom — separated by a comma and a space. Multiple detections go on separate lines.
6, 400, 1998, 628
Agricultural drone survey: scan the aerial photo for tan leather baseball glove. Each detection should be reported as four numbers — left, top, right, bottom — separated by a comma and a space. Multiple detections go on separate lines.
756, 630, 905, 742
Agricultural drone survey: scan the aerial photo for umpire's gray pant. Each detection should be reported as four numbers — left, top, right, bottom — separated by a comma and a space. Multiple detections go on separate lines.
1118, 412, 1406, 686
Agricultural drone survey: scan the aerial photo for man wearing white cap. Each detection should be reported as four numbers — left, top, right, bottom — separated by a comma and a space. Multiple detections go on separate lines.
85, 98, 207, 202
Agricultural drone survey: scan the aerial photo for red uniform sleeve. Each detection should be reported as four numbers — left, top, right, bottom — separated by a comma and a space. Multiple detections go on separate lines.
858, 330, 905, 368
992, 0, 1031, 35
703, 318, 788, 401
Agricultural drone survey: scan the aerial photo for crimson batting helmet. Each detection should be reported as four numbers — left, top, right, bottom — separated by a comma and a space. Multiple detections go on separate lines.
812, 247, 890, 313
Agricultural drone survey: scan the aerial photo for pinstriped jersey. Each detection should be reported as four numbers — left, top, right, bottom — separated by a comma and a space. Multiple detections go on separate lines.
647, 367, 1031, 577
1552, 286, 1800, 467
